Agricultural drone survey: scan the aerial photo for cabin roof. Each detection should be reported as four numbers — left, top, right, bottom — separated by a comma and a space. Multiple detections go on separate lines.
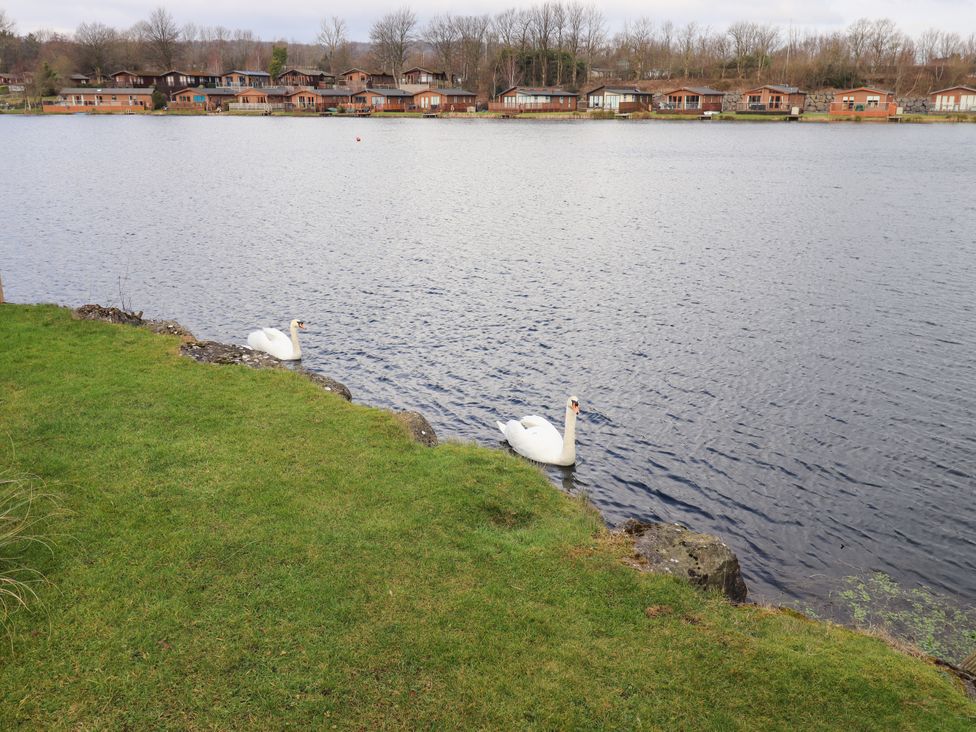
420, 87, 476, 96
588, 85, 651, 95
930, 85, 976, 95
665, 86, 726, 96
363, 87, 414, 97
60, 87, 153, 94
499, 86, 578, 97
837, 86, 893, 95
745, 84, 804, 94
278, 67, 333, 77
172, 86, 238, 96
111, 69, 162, 77
158, 69, 219, 77
223, 70, 271, 77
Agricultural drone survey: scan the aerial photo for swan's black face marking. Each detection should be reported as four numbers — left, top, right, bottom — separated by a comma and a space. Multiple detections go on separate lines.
298, 321, 307, 329
570, 399, 580, 414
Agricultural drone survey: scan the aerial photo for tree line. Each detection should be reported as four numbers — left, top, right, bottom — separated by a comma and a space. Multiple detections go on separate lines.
1, 5, 974, 98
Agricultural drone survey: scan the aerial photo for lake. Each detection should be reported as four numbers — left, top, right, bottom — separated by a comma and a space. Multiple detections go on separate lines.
2, 115, 974, 624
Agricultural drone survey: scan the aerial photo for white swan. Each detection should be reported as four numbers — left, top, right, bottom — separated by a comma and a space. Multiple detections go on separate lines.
496, 396, 580, 466
246, 319, 306, 360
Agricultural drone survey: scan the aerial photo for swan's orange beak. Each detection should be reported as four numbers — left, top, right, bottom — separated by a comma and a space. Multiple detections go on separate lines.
298, 322, 307, 329
571, 403, 580, 415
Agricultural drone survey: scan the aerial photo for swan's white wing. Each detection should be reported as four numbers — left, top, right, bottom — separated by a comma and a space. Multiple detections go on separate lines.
247, 329, 271, 350
248, 327, 292, 359
519, 415, 551, 430
500, 416, 563, 464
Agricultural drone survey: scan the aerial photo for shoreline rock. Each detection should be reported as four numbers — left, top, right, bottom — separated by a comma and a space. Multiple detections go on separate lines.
623, 520, 748, 602
72, 303, 144, 326
298, 369, 352, 401
179, 340, 282, 369
143, 318, 195, 341
394, 411, 438, 447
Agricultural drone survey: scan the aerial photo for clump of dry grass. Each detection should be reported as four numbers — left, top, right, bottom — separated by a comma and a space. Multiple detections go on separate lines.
0, 473, 60, 631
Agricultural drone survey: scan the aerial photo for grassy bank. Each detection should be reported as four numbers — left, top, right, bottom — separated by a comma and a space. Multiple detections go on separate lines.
0, 304, 973, 730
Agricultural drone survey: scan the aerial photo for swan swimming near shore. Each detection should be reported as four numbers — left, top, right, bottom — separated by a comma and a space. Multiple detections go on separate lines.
247, 320, 306, 360
497, 396, 580, 466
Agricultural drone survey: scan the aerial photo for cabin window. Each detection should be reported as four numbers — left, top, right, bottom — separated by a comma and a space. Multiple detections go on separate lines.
686, 95, 700, 109
866, 95, 880, 108
748, 95, 761, 104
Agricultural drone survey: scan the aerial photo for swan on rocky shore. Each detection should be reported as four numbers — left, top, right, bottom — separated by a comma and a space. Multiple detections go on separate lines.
246, 320, 306, 360
497, 396, 580, 466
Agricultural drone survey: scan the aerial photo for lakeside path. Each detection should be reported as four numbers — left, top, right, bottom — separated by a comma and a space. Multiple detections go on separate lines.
1, 305, 973, 730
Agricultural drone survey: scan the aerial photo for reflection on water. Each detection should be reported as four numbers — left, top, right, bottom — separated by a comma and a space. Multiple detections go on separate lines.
1, 115, 974, 628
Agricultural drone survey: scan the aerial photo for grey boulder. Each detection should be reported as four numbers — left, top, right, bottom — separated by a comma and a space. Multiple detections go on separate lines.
624, 520, 748, 602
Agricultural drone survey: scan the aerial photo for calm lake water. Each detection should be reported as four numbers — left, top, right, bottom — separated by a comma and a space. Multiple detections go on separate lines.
2, 115, 974, 621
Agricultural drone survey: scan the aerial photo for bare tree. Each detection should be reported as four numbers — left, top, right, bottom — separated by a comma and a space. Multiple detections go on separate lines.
0, 9, 13, 35
580, 5, 606, 84
530, 2, 557, 85
552, 2, 567, 86
74, 22, 118, 79
137, 7, 180, 69
679, 22, 698, 78
424, 14, 459, 78
726, 22, 755, 79
847, 18, 871, 73
868, 18, 897, 71
753, 24, 780, 81
624, 17, 653, 81
230, 28, 257, 70
317, 16, 347, 75
370, 7, 417, 83
493, 8, 527, 88
659, 20, 675, 77
454, 15, 490, 89
0, 8, 15, 72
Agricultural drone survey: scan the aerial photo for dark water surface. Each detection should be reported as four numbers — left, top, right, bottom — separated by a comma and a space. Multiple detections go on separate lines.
2, 115, 974, 616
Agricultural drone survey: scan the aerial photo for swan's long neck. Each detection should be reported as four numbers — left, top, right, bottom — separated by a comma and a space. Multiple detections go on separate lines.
290, 324, 302, 358
559, 407, 577, 465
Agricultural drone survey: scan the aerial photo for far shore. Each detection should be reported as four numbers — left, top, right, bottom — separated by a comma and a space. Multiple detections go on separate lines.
3, 108, 976, 123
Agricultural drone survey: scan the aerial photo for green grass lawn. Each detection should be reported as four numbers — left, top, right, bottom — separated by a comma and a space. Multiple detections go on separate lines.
1, 304, 973, 730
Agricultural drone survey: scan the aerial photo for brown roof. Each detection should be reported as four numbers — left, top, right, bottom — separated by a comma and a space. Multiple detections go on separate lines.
664, 86, 726, 96
930, 85, 976, 95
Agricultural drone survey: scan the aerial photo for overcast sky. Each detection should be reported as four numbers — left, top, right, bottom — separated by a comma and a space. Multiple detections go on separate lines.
5, 0, 976, 41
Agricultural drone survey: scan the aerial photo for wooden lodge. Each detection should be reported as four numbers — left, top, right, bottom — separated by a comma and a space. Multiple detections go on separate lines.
110, 70, 158, 88
69, 73, 91, 86
44, 87, 154, 113
353, 88, 414, 112
659, 86, 725, 113
315, 88, 355, 110
275, 67, 335, 88
489, 87, 578, 113
286, 89, 319, 111
738, 84, 806, 113
339, 68, 396, 90
586, 86, 653, 112
413, 88, 476, 112
829, 87, 897, 117
157, 69, 222, 90
929, 85, 976, 113
401, 66, 456, 87
220, 70, 271, 88
170, 87, 238, 111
